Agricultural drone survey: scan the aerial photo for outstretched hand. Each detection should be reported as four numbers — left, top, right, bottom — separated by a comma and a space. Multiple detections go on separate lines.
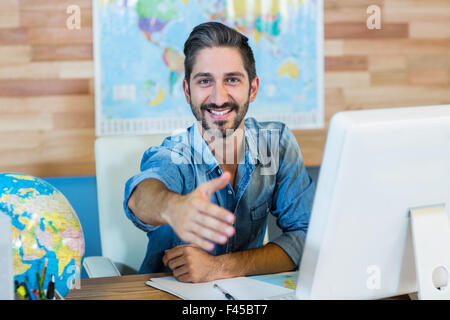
162, 172, 235, 251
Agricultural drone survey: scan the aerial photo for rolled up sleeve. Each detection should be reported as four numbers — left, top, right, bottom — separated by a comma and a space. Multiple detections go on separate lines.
123, 145, 193, 233
269, 126, 315, 267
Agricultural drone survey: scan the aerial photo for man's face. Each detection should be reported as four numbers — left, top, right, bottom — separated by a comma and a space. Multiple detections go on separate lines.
183, 47, 259, 138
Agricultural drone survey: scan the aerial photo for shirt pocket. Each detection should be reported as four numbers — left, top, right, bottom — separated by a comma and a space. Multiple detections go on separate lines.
250, 200, 270, 220
249, 201, 270, 245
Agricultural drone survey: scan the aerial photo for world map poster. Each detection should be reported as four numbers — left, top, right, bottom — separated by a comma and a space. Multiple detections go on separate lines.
94, 0, 323, 136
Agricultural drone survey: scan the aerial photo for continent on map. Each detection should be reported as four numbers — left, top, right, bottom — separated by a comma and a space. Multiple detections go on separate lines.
11, 226, 32, 274
7, 174, 35, 181
136, 0, 178, 42
283, 279, 296, 289
142, 80, 165, 106
163, 48, 184, 94
38, 195, 84, 277
225, 0, 301, 44
22, 229, 47, 261
149, 87, 165, 106
278, 60, 300, 79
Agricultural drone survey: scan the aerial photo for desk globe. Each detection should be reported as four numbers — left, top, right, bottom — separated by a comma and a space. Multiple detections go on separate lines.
0, 173, 85, 298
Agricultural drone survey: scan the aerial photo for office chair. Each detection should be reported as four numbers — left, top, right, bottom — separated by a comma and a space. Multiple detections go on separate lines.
83, 134, 167, 278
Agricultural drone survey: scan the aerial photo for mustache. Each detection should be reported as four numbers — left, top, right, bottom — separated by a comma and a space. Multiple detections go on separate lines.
200, 102, 239, 111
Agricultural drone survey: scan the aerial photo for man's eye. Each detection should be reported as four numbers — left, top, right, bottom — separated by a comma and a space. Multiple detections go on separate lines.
226, 78, 240, 84
199, 79, 210, 85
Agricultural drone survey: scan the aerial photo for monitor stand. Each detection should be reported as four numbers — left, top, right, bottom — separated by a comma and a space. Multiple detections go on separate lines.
410, 204, 450, 299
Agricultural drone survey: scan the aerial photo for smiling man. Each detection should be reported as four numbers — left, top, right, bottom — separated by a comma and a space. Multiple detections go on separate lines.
124, 22, 315, 283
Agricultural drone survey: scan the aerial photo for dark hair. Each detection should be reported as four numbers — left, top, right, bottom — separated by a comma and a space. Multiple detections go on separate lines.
183, 22, 257, 84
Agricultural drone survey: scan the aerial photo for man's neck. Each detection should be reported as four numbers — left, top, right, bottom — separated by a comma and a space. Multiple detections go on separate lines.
198, 121, 245, 189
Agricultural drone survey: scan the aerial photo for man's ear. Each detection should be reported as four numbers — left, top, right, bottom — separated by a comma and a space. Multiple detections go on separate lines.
182, 78, 191, 104
249, 76, 259, 103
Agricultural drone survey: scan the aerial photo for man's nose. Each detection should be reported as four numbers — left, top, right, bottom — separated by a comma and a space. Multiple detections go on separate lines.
210, 83, 229, 106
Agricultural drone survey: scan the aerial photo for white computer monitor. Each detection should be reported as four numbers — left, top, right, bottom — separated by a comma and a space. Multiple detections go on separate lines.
296, 105, 450, 300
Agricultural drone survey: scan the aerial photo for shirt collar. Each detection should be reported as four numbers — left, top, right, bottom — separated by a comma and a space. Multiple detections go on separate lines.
188, 122, 219, 174
244, 119, 261, 165
187, 118, 261, 174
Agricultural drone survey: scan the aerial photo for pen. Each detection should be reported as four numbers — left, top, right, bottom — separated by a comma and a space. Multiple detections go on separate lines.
213, 283, 236, 300
40, 258, 48, 288
22, 279, 36, 300
36, 272, 45, 300
46, 275, 55, 300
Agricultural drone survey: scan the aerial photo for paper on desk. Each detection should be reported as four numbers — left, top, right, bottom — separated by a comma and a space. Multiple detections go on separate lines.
146, 276, 293, 300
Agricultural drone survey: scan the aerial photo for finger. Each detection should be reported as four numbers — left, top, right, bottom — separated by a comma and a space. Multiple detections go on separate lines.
195, 200, 235, 225
198, 171, 230, 197
189, 222, 228, 244
182, 231, 215, 251
163, 246, 187, 263
167, 256, 187, 271
175, 229, 214, 251
163, 252, 176, 266
174, 267, 192, 282
194, 213, 235, 239
172, 264, 190, 278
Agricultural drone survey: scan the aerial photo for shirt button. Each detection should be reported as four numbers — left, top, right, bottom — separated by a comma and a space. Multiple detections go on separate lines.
228, 190, 232, 195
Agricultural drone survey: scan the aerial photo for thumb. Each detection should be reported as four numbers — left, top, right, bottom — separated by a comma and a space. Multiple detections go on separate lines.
199, 171, 230, 198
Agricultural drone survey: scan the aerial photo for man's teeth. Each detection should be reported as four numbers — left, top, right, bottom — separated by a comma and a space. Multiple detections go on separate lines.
209, 108, 232, 115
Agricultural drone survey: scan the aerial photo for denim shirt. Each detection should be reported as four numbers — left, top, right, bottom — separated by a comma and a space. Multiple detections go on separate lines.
123, 117, 315, 274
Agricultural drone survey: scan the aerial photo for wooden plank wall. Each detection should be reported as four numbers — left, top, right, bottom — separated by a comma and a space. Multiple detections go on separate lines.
0, 0, 449, 177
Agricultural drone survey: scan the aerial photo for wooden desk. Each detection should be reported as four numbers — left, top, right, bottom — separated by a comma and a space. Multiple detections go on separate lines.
66, 273, 411, 300
65, 273, 180, 300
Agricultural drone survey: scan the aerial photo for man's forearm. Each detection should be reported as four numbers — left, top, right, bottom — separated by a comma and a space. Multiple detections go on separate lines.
215, 243, 296, 278
127, 178, 180, 226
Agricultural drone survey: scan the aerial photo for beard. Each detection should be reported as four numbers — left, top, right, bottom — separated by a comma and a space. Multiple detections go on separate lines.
190, 98, 249, 138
